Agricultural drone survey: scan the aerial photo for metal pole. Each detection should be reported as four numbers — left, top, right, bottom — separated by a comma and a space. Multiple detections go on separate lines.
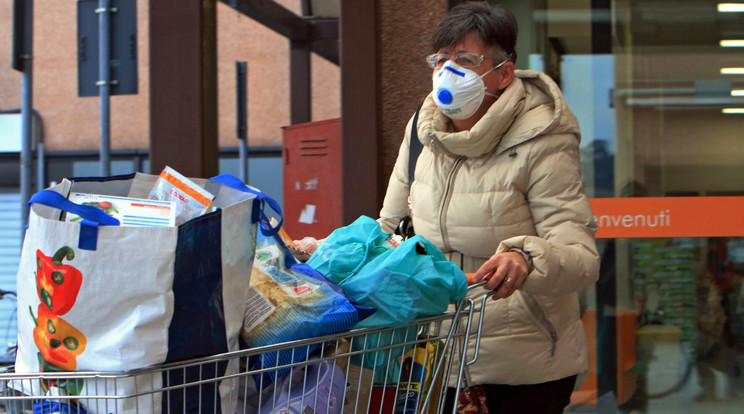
97, 0, 112, 176
239, 138, 247, 182
19, 0, 34, 232
33, 108, 44, 192
236, 61, 248, 182
36, 141, 44, 193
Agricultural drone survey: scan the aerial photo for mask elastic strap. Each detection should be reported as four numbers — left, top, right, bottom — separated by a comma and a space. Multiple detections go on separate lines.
481, 54, 513, 98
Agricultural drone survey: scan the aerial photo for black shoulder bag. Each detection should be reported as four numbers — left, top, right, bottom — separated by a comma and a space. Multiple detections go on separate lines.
394, 107, 423, 240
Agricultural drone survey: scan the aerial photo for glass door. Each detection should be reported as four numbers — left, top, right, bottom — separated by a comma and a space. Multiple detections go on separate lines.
499, 1, 744, 412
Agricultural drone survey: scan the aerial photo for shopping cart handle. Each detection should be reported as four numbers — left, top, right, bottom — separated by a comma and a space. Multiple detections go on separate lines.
461, 283, 495, 367
466, 294, 491, 366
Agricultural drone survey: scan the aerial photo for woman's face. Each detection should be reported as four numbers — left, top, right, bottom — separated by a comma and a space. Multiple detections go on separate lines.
435, 32, 512, 96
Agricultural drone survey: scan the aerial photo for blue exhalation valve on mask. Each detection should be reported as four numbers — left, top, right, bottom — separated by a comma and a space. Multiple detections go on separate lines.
437, 89, 453, 105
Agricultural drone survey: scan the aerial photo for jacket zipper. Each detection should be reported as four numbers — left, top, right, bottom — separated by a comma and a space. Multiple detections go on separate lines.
520, 292, 558, 357
438, 156, 465, 251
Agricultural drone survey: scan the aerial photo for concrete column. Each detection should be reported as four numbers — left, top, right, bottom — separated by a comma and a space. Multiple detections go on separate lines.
149, 0, 218, 178
340, 0, 447, 222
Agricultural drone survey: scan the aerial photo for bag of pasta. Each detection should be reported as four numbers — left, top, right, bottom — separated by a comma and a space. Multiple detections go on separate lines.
242, 229, 374, 387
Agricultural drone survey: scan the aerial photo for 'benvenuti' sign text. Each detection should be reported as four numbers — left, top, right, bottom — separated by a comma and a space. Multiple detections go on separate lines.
589, 197, 744, 238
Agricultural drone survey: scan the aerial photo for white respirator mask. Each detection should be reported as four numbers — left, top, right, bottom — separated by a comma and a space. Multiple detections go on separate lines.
432, 58, 509, 120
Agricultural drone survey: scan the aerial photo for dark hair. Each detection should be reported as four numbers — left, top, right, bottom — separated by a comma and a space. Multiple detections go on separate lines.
432, 1, 518, 64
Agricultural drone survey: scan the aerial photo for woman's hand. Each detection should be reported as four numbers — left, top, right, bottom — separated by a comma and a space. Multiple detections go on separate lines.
292, 237, 320, 255
470, 251, 529, 300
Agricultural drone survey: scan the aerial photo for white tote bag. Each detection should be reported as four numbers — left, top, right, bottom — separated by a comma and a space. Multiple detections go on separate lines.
14, 173, 282, 414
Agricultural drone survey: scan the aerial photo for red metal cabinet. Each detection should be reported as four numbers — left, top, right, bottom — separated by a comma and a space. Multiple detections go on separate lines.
282, 118, 343, 239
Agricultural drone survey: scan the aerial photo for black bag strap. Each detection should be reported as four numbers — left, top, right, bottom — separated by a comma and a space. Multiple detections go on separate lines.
395, 106, 423, 241
408, 107, 423, 187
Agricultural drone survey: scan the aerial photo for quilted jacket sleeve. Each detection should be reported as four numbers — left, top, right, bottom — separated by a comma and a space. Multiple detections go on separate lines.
377, 114, 416, 234
497, 133, 600, 296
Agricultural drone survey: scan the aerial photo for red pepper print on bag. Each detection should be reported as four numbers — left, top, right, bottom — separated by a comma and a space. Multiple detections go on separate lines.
31, 246, 87, 394
36, 247, 82, 315
31, 304, 87, 371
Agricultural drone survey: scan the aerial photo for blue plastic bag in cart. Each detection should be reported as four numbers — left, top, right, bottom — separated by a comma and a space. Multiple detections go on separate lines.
239, 215, 374, 387
34, 401, 87, 414
346, 235, 468, 380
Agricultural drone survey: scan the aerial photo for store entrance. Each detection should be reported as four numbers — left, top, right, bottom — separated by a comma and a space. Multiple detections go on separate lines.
497, 0, 744, 412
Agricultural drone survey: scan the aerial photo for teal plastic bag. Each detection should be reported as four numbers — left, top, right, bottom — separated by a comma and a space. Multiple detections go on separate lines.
308, 216, 468, 327
349, 235, 468, 378
307, 216, 396, 284
343, 234, 468, 328
307, 217, 468, 377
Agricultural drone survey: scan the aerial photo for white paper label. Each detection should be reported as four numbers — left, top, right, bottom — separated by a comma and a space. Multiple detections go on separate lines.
298, 204, 316, 224
242, 286, 276, 334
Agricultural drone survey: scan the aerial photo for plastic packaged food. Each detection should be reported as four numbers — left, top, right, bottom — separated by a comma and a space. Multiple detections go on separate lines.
148, 166, 214, 225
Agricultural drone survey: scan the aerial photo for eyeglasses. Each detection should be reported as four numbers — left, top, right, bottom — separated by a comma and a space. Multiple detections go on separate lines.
426, 52, 486, 69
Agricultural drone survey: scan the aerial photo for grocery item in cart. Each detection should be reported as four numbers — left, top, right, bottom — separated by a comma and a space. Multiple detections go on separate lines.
258, 360, 346, 414
306, 215, 400, 284
148, 166, 215, 225
66, 192, 176, 227
394, 337, 445, 414
243, 230, 374, 385
338, 234, 468, 328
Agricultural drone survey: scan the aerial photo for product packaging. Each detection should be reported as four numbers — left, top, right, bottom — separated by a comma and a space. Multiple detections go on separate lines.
394, 337, 446, 414
147, 166, 215, 225
66, 192, 176, 227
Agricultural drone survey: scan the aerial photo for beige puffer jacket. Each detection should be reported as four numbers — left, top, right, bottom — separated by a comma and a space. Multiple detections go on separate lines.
378, 69, 600, 385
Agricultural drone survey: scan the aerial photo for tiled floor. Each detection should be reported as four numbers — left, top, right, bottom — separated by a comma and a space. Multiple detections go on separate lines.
637, 369, 742, 414
568, 368, 744, 414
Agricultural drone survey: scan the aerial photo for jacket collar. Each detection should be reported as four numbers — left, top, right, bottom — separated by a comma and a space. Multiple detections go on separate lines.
417, 70, 580, 158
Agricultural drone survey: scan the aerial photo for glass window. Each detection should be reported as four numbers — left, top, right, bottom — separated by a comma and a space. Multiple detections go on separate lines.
498, 0, 744, 411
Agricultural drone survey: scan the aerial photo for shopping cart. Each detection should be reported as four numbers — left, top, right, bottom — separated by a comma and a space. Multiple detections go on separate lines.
0, 284, 490, 414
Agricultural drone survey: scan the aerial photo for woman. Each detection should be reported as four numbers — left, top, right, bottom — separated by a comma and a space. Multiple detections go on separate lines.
377, 2, 600, 413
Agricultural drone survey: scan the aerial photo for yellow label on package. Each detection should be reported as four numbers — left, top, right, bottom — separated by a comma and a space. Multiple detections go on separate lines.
395, 338, 445, 414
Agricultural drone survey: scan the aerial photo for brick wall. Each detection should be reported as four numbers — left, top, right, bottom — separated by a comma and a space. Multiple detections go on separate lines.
0, 0, 340, 151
